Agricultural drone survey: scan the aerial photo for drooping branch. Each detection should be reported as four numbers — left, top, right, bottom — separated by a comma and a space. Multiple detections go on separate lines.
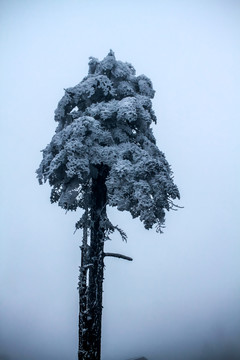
104, 252, 133, 261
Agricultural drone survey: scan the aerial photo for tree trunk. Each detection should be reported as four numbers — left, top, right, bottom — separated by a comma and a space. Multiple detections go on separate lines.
78, 165, 108, 360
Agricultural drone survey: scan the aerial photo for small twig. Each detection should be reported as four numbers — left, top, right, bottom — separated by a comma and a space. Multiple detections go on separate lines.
104, 252, 133, 261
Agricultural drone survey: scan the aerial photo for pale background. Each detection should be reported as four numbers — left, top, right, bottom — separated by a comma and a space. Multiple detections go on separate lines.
0, 1, 240, 359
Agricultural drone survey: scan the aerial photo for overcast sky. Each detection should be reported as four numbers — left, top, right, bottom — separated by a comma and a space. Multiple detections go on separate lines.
0, 1, 240, 360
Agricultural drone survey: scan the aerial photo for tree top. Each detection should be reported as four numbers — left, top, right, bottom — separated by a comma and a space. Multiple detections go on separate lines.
37, 51, 180, 232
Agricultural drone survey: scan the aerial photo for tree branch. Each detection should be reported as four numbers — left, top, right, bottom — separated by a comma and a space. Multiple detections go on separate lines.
104, 252, 133, 261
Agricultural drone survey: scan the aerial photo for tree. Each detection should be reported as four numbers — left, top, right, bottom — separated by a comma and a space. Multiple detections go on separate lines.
36, 50, 180, 360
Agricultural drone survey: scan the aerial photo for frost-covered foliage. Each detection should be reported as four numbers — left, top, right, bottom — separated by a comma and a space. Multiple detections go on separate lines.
37, 50, 180, 231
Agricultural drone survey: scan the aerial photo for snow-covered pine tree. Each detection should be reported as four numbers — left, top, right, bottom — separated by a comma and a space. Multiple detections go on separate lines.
37, 50, 180, 360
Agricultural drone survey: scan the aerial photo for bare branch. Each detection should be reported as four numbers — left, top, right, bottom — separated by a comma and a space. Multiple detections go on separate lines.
104, 252, 133, 261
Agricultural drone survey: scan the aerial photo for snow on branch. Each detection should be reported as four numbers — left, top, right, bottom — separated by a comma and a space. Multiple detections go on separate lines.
37, 50, 180, 232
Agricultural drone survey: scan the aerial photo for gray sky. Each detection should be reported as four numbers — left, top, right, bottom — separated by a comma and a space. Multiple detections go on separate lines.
0, 1, 240, 359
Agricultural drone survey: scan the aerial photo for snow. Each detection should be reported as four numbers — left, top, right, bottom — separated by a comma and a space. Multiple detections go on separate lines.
37, 51, 180, 232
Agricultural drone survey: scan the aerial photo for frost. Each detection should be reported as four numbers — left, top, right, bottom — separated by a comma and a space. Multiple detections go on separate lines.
37, 51, 180, 231
137, 74, 155, 98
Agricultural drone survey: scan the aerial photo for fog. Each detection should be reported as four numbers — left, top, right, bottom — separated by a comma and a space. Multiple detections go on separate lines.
0, 1, 240, 359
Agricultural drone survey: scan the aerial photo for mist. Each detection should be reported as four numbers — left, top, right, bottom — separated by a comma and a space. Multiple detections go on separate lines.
1, 1, 240, 359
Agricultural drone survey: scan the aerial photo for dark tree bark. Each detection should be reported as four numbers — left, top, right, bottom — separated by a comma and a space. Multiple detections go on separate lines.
78, 212, 89, 360
78, 165, 108, 360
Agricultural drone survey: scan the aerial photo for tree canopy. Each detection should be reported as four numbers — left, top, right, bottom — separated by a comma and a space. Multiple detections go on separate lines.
37, 50, 180, 232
